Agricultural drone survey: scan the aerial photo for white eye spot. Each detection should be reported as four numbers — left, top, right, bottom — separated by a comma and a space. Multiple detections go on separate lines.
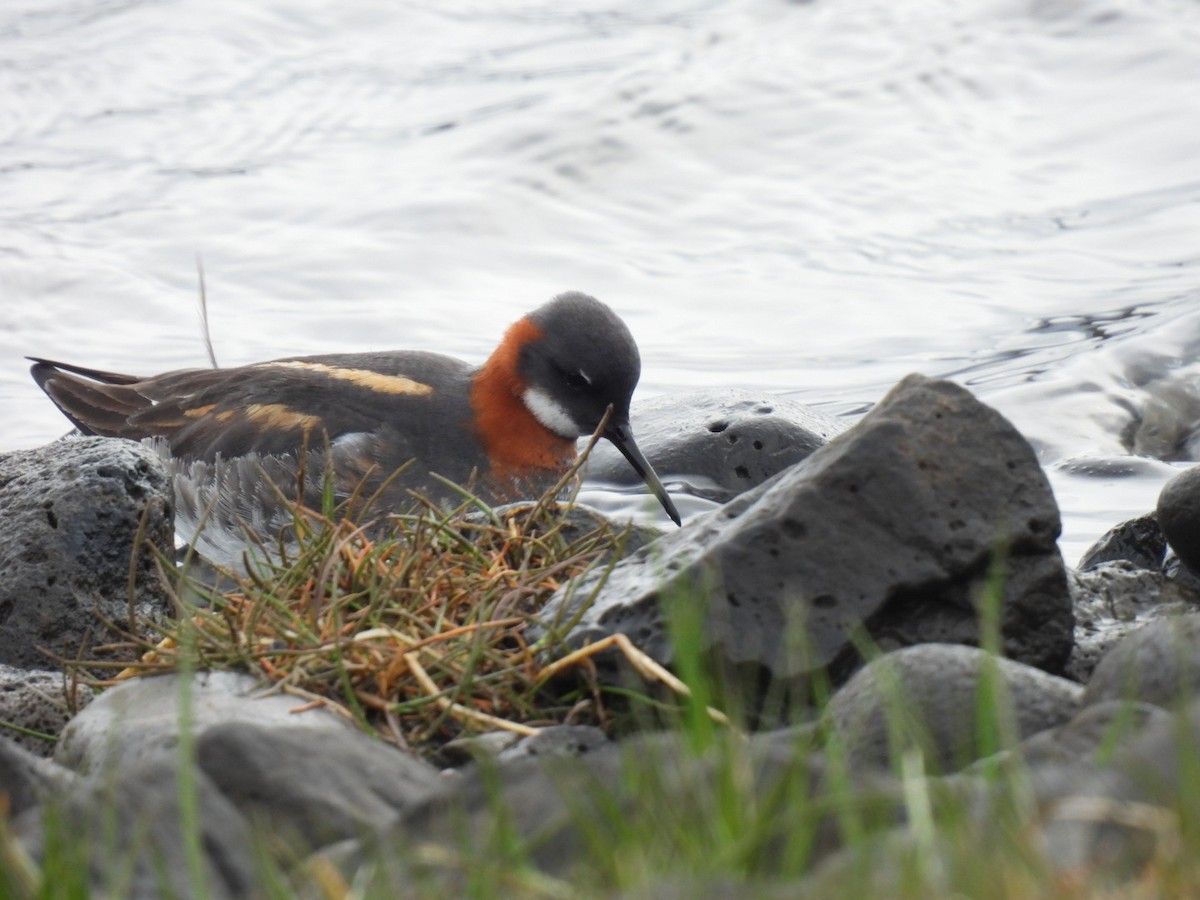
523, 387, 583, 438
577, 369, 592, 385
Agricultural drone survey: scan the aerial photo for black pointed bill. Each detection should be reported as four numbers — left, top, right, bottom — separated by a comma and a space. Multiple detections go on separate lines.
604, 420, 682, 526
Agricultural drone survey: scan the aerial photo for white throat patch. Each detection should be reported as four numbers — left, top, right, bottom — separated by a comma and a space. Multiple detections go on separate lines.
523, 387, 582, 438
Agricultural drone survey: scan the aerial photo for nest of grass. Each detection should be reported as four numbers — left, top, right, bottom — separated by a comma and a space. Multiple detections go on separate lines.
102, 498, 640, 749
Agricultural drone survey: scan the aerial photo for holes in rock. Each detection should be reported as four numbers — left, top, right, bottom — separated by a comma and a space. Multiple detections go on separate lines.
43, 503, 58, 529
708, 420, 729, 433
782, 518, 807, 539
752, 440, 763, 450
734, 465, 750, 479
727, 591, 741, 608
812, 594, 836, 609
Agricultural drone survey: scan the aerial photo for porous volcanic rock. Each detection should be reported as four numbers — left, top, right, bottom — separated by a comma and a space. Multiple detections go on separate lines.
1076, 512, 1166, 571
542, 375, 1074, 696
584, 389, 848, 503
0, 437, 174, 670
0, 664, 95, 757
1065, 562, 1200, 683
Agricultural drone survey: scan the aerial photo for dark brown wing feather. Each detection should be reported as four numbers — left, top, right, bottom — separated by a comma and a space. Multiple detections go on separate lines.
27, 357, 142, 385
29, 357, 332, 456
29, 357, 155, 438
29, 351, 477, 467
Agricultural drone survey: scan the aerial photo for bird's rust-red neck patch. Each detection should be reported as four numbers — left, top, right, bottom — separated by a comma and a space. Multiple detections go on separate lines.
470, 317, 576, 478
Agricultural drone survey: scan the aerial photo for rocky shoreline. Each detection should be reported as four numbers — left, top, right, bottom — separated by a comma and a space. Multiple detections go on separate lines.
3, 373, 1200, 895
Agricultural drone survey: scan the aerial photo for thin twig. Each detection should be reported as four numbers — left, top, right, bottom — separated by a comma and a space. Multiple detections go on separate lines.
539, 633, 731, 728
196, 254, 218, 368
523, 404, 613, 526
404, 651, 539, 737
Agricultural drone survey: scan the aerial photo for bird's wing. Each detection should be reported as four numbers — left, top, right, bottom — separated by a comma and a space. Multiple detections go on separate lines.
28, 352, 471, 462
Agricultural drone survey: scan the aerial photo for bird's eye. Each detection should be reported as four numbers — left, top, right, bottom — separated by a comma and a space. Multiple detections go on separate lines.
563, 369, 590, 390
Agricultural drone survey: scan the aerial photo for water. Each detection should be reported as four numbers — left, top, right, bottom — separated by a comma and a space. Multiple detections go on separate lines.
3, 0, 1199, 565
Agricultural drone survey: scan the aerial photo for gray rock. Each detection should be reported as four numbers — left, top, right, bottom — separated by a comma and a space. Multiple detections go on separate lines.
437, 724, 609, 768
0, 735, 78, 817
321, 729, 898, 888
0, 664, 96, 757
1020, 760, 1154, 880
13, 752, 258, 900
56, 670, 356, 774
1004, 700, 1169, 769
823, 643, 1083, 773
1029, 697, 1200, 878
494, 724, 610, 763
1083, 613, 1200, 710
196, 720, 440, 848
1164, 553, 1200, 594
0, 437, 174, 670
1077, 513, 1166, 571
584, 389, 848, 502
437, 730, 524, 767
1065, 562, 1200, 683
1157, 464, 1200, 572
1109, 697, 1200, 801
541, 375, 1074, 699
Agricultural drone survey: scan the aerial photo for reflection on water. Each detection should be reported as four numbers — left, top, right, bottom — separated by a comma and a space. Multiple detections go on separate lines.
3, 0, 1200, 558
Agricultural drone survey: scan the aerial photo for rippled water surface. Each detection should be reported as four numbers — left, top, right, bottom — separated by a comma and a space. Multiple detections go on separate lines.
3, 0, 1200, 562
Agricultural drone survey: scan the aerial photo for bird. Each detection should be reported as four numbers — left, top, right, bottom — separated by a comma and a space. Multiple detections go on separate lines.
29, 291, 682, 562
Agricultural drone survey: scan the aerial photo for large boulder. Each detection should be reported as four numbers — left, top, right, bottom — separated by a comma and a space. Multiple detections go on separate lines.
0, 438, 174, 670
541, 375, 1074, 698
